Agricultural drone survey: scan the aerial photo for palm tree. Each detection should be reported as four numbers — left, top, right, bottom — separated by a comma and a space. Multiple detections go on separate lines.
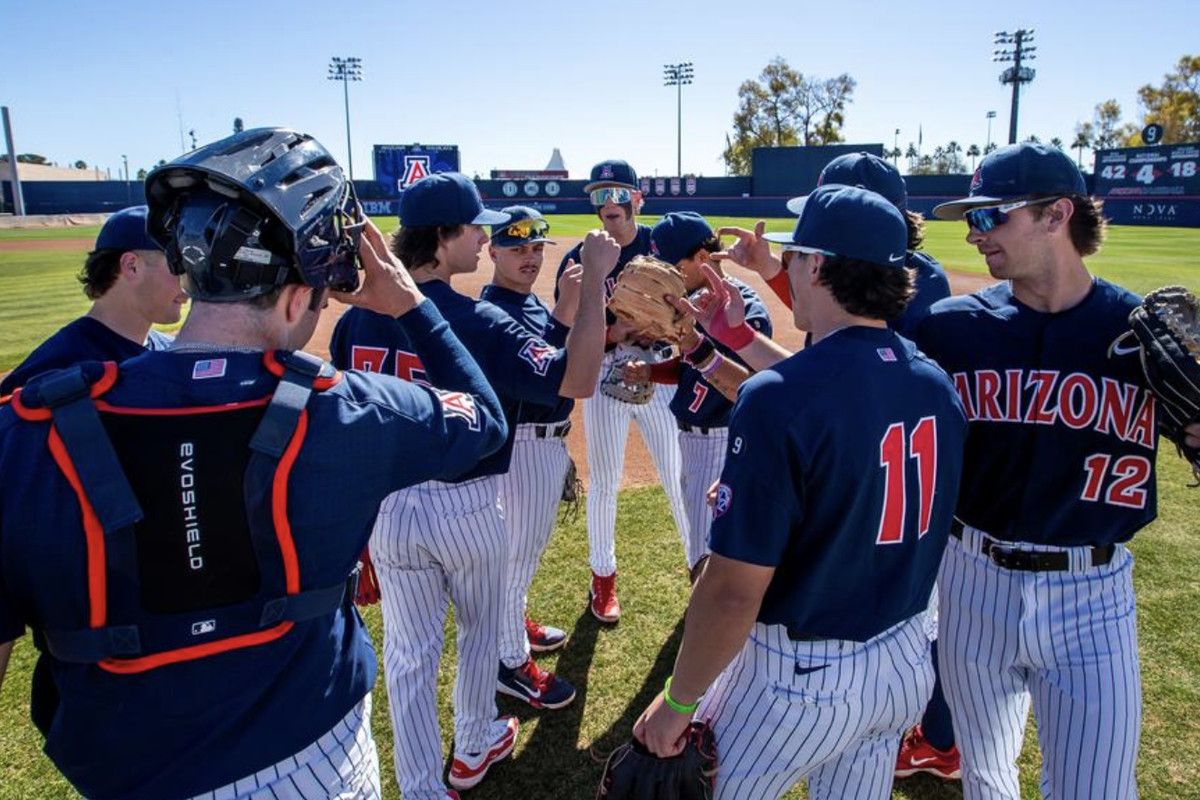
1071, 124, 1093, 169
905, 143, 918, 171
1050, 137, 1064, 150
966, 143, 981, 171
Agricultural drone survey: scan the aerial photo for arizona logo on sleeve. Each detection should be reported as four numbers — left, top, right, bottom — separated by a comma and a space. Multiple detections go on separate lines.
432, 389, 480, 431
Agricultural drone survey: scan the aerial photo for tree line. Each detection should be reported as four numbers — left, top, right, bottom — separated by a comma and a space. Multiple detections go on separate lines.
722, 54, 1199, 176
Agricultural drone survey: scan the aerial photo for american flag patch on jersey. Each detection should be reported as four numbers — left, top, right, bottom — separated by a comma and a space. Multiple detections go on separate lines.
192, 358, 227, 380
876, 348, 897, 362
433, 389, 480, 431
519, 340, 558, 376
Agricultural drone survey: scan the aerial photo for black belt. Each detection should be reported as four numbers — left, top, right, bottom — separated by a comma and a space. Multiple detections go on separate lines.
950, 520, 1115, 572
678, 422, 722, 435
531, 421, 571, 439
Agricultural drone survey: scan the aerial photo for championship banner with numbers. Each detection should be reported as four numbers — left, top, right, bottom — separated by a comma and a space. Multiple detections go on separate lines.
374, 145, 460, 195
1094, 142, 1200, 226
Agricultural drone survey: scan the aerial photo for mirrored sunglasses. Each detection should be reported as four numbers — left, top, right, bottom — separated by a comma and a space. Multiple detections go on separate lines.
964, 197, 1059, 233
495, 218, 550, 240
589, 187, 635, 206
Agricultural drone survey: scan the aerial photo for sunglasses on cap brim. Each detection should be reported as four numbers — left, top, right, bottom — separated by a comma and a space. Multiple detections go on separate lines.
589, 187, 635, 206
964, 197, 1060, 233
494, 218, 550, 240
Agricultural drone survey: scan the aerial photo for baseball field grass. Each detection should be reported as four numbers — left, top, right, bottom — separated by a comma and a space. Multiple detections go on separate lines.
0, 221, 1198, 799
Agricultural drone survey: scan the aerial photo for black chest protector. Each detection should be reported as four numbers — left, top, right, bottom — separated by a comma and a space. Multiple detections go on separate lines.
13, 352, 355, 674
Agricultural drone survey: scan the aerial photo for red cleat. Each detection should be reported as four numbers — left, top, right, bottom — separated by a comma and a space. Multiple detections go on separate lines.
895, 725, 961, 780
449, 716, 519, 790
525, 616, 567, 653
589, 571, 621, 623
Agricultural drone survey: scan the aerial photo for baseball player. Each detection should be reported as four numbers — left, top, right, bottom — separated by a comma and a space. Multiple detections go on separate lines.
622, 212, 771, 579
714, 151, 951, 338
0, 128, 507, 800
556, 159, 690, 622
331, 174, 613, 797
634, 184, 968, 800
480, 207, 580, 678
0, 205, 185, 395
910, 142, 1186, 799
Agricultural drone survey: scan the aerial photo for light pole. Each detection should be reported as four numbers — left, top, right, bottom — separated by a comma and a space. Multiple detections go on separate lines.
122, 154, 130, 203
993, 30, 1036, 144
985, 110, 997, 151
894, 128, 900, 161
328, 56, 363, 180
663, 62, 694, 177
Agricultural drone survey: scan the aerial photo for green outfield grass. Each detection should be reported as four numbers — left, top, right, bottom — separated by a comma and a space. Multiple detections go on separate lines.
0, 222, 1198, 798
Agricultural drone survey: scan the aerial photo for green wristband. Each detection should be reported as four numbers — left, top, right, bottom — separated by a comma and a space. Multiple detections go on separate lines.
663, 676, 699, 714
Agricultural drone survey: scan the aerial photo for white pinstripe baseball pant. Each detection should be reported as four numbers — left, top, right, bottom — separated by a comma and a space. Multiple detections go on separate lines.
496, 424, 571, 667
185, 695, 380, 800
370, 476, 508, 800
677, 428, 727, 570
938, 526, 1141, 800
699, 614, 933, 800
585, 348, 689, 576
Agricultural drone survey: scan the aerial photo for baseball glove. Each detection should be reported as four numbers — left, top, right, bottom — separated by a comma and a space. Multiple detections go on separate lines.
1113, 285, 1200, 484
608, 256, 690, 344
596, 722, 717, 800
601, 356, 654, 405
561, 456, 583, 520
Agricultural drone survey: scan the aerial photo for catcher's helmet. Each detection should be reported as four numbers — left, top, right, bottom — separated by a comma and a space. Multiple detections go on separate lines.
145, 128, 363, 302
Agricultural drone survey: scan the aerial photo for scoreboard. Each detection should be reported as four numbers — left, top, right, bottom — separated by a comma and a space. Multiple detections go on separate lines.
1093, 142, 1200, 226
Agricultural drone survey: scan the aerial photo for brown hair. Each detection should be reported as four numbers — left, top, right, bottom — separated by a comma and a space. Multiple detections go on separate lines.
817, 256, 915, 321
904, 209, 925, 251
390, 224, 464, 269
77, 249, 123, 299
1029, 193, 1107, 256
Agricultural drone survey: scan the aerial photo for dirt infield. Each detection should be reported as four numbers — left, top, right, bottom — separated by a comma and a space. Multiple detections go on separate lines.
309, 238, 997, 491
0, 238, 95, 251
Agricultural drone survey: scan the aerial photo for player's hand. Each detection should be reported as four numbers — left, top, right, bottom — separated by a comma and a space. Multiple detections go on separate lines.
705, 480, 719, 508
580, 230, 621, 281
332, 219, 424, 318
714, 221, 781, 280
1186, 422, 1200, 450
621, 359, 651, 384
633, 693, 692, 758
553, 259, 583, 326
669, 264, 751, 350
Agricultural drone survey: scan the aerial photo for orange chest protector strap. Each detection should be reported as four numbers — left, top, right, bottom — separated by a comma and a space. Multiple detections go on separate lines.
30, 353, 352, 673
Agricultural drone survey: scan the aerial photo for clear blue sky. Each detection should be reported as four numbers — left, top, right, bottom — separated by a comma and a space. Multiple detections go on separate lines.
1, 0, 1193, 180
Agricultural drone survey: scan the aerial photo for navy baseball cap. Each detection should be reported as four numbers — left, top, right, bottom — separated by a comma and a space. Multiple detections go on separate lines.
933, 142, 1087, 220
651, 212, 714, 265
399, 172, 510, 227
802, 152, 908, 212
583, 159, 638, 193
491, 206, 555, 247
765, 184, 907, 270
95, 205, 163, 252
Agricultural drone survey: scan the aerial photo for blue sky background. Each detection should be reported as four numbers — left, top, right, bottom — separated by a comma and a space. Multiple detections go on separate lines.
2, 0, 1194, 180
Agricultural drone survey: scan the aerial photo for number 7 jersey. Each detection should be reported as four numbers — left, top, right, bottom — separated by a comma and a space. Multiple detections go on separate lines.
912, 278, 1157, 547
710, 327, 968, 643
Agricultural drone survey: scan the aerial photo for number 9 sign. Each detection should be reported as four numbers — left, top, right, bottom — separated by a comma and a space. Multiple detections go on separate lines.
1142, 124, 1164, 146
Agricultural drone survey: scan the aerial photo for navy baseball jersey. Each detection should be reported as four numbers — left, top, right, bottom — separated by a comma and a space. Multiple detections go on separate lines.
0, 301, 504, 800
710, 326, 967, 642
671, 278, 771, 428
331, 280, 567, 480
892, 250, 951, 337
556, 224, 653, 312
912, 278, 1157, 546
0, 316, 173, 395
481, 284, 575, 426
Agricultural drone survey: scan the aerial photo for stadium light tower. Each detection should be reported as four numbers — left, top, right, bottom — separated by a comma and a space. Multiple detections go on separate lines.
993, 30, 1036, 144
328, 56, 363, 180
663, 62, 694, 177
986, 110, 997, 151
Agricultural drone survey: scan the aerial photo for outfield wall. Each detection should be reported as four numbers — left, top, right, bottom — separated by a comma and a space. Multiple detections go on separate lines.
10, 158, 1197, 227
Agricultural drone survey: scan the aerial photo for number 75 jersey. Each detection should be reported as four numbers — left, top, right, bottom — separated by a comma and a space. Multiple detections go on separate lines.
911, 279, 1157, 548
710, 327, 967, 643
